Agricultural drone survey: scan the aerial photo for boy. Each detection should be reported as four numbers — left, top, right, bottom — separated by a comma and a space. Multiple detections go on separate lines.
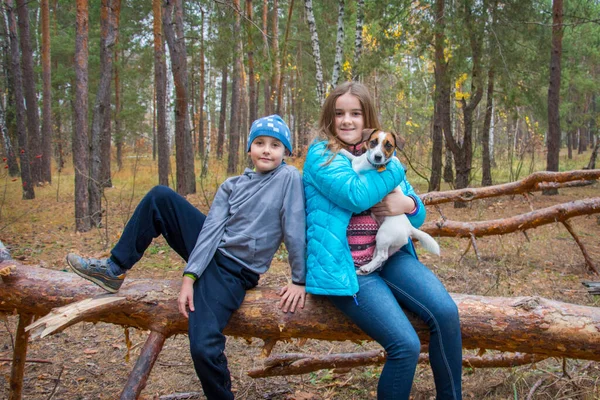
67, 114, 306, 399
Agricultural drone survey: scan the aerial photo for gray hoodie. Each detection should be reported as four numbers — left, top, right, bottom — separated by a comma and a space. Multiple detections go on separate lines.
184, 163, 306, 284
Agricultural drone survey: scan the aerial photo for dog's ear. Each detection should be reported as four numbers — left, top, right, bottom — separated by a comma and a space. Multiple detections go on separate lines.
361, 129, 378, 143
391, 132, 406, 151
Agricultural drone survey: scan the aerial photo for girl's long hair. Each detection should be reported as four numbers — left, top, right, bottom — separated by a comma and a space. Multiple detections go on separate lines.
315, 81, 381, 154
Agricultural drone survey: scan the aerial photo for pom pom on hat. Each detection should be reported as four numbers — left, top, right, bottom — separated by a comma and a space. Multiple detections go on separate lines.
247, 114, 292, 154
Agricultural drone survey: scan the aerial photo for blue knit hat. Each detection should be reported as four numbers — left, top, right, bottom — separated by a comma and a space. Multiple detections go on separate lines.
247, 114, 293, 154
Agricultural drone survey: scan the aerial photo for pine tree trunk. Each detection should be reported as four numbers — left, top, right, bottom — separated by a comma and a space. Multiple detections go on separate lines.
276, 0, 294, 116
246, 0, 257, 126
429, 0, 445, 192
40, 0, 52, 183
197, 8, 206, 158
304, 0, 324, 104
153, 0, 168, 186
352, 0, 364, 81
16, 0, 42, 184
544, 0, 563, 196
262, 0, 271, 115
73, 0, 90, 230
163, 0, 195, 195
8, 0, 35, 200
217, 64, 228, 160
331, 0, 345, 89
227, 0, 243, 175
89, 0, 117, 227
481, 66, 494, 186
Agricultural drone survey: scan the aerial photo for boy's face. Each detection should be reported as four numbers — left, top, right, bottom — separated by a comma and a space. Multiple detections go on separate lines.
249, 135, 285, 173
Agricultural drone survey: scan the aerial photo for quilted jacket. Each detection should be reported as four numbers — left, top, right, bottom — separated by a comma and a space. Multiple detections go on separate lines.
303, 141, 427, 296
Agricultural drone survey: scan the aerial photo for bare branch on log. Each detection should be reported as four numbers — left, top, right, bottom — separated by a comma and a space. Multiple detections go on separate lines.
422, 198, 600, 239
248, 350, 548, 377
561, 220, 599, 274
421, 170, 600, 205
10, 313, 33, 399
2, 263, 600, 362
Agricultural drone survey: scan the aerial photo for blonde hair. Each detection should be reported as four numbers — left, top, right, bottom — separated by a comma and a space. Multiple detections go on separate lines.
316, 81, 381, 153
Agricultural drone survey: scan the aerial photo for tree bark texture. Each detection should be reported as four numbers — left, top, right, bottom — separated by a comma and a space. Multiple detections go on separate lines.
276, 0, 294, 116
352, 0, 364, 81
197, 7, 206, 158
73, 0, 90, 231
0, 101, 20, 176
5, 0, 34, 199
8, 313, 33, 400
420, 169, 600, 205
2, 263, 600, 362
120, 331, 166, 400
153, 0, 169, 186
16, 0, 42, 184
89, 0, 117, 227
304, 0, 324, 105
270, 0, 280, 115
545, 0, 563, 193
226, 0, 243, 175
163, 0, 195, 195
217, 64, 228, 160
331, 0, 345, 89
429, 0, 446, 192
41, 0, 52, 183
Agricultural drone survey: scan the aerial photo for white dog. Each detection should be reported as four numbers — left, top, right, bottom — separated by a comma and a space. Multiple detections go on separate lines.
340, 129, 440, 275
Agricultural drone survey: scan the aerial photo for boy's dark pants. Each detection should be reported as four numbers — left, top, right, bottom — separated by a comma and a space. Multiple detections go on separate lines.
111, 186, 259, 399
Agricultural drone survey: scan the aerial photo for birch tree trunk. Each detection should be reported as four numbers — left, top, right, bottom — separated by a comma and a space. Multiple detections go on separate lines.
331, 0, 345, 89
6, 0, 34, 199
262, 0, 271, 115
304, 0, 324, 105
40, 0, 52, 183
153, 0, 168, 186
217, 64, 228, 160
73, 0, 90, 230
352, 0, 364, 81
16, 0, 42, 185
544, 0, 563, 196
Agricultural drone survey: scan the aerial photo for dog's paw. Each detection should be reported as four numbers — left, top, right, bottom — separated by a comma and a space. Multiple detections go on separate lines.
356, 266, 377, 275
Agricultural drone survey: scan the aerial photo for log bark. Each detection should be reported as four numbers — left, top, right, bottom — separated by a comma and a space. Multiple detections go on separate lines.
420, 169, 600, 205
247, 350, 548, 378
120, 331, 166, 400
421, 197, 600, 239
2, 262, 600, 362
9, 313, 33, 400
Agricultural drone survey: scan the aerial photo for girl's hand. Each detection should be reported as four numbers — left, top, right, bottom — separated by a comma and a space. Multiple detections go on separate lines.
178, 276, 195, 318
371, 188, 415, 217
278, 283, 306, 313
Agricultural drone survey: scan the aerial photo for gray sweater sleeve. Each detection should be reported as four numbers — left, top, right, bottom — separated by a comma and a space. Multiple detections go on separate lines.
183, 182, 232, 279
281, 169, 306, 284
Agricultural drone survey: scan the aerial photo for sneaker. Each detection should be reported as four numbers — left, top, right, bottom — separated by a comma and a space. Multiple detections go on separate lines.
66, 253, 125, 293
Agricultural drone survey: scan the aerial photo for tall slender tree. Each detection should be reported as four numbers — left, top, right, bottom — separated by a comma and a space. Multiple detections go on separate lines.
16, 0, 42, 184
153, 0, 168, 186
331, 0, 345, 89
276, 0, 294, 115
245, 0, 257, 125
227, 0, 243, 174
89, 0, 118, 227
73, 0, 90, 231
217, 63, 228, 160
544, 0, 563, 196
163, 0, 195, 195
197, 7, 206, 158
352, 0, 365, 81
304, 0, 324, 104
6, 0, 33, 199
40, 0, 52, 183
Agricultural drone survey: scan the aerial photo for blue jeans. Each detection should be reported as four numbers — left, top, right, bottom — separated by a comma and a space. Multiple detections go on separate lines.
109, 186, 259, 399
328, 247, 462, 400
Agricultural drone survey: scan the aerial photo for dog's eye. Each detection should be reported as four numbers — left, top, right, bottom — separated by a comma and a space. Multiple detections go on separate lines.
370, 139, 378, 148
384, 142, 393, 151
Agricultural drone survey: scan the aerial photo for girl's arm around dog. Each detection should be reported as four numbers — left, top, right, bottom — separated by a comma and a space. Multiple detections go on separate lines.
303, 142, 405, 213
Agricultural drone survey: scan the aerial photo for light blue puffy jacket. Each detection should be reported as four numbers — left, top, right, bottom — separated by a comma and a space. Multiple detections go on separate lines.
303, 141, 427, 296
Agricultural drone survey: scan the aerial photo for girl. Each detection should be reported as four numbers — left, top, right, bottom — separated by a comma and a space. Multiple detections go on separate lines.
303, 82, 462, 399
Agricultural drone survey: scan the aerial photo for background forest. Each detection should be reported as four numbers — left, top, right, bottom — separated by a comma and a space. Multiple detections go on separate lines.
1, 0, 600, 399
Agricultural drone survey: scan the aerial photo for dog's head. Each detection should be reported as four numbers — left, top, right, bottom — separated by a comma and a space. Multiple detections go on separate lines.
362, 129, 405, 171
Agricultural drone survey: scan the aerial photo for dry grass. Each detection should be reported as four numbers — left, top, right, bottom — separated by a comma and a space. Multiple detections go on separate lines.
1, 149, 600, 399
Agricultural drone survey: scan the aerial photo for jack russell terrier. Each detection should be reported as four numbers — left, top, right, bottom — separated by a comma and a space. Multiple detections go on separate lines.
340, 129, 440, 275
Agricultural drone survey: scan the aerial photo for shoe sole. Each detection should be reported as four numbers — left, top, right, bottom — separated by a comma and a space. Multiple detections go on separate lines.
66, 256, 120, 294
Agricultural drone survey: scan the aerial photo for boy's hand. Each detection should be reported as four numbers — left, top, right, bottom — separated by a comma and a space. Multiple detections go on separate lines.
278, 283, 306, 313
178, 276, 195, 318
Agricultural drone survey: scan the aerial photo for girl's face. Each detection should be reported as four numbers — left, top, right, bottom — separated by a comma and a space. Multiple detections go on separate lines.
334, 92, 364, 145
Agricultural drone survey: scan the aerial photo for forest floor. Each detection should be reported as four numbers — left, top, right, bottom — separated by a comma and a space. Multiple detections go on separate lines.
1, 155, 600, 399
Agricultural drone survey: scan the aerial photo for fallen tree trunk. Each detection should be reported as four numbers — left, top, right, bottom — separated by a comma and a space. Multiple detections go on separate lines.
421, 169, 600, 205
247, 350, 549, 378
421, 197, 600, 238
2, 262, 600, 361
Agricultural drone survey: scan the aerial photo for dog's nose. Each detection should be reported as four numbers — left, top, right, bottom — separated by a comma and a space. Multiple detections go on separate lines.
374, 154, 382, 162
